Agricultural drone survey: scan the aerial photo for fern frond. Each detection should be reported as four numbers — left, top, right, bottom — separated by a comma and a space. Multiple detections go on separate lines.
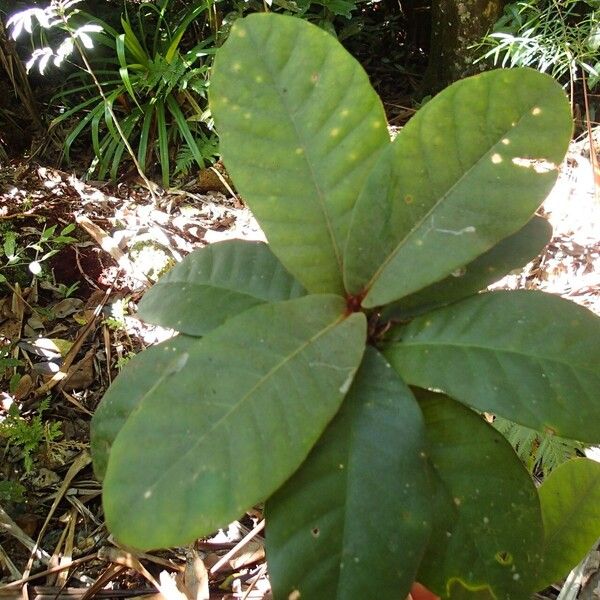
494, 416, 585, 477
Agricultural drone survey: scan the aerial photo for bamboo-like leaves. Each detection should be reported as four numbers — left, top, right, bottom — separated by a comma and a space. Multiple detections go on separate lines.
210, 13, 389, 295
417, 392, 543, 598
137, 240, 305, 335
266, 348, 432, 599
344, 68, 571, 307
92, 295, 366, 548
385, 291, 600, 442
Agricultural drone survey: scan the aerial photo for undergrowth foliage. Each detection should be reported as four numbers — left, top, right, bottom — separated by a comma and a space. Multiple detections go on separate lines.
0, 397, 62, 472
477, 0, 600, 90
493, 416, 585, 477
91, 14, 600, 600
8, 0, 218, 186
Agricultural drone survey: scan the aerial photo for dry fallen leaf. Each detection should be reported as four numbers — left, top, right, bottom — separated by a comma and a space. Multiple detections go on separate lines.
61, 348, 95, 391
176, 550, 209, 600
13, 373, 33, 400
52, 298, 85, 318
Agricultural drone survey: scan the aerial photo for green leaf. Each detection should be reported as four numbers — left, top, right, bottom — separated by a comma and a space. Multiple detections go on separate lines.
137, 240, 306, 335
536, 458, 600, 590
92, 295, 366, 549
385, 290, 600, 443
382, 215, 552, 320
210, 13, 389, 295
156, 100, 169, 187
165, 95, 205, 168
493, 417, 584, 477
120, 15, 149, 66
165, 3, 208, 63
3, 232, 16, 259
137, 107, 154, 169
266, 347, 431, 600
417, 391, 543, 599
344, 68, 572, 308
116, 34, 139, 106
110, 112, 140, 180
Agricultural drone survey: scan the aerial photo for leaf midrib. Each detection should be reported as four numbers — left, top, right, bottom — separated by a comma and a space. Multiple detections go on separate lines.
364, 91, 550, 300
395, 340, 598, 374
249, 24, 343, 279
139, 310, 352, 496
542, 470, 600, 554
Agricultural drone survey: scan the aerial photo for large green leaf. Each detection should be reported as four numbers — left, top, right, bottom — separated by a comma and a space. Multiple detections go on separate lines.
137, 240, 305, 336
210, 13, 389, 295
344, 68, 571, 307
382, 215, 552, 320
536, 458, 600, 590
265, 348, 432, 600
385, 290, 600, 443
417, 391, 543, 599
92, 295, 366, 549
91, 333, 197, 481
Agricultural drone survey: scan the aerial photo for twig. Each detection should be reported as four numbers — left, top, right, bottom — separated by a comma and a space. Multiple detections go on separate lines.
581, 68, 600, 200
239, 562, 267, 600
0, 506, 50, 564
209, 166, 238, 201
21, 452, 92, 582
0, 555, 98, 590
79, 564, 127, 600
32, 296, 104, 397
210, 520, 265, 574
0, 544, 22, 580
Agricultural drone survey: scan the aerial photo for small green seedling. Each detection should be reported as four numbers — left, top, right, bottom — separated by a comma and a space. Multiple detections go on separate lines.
91, 14, 600, 599
0, 222, 77, 287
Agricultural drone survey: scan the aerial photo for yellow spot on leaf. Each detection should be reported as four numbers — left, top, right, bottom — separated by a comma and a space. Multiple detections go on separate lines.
491, 153, 502, 164
330, 128, 340, 137
404, 194, 414, 204
532, 107, 541, 116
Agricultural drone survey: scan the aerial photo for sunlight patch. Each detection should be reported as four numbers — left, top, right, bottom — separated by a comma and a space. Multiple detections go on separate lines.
512, 157, 557, 173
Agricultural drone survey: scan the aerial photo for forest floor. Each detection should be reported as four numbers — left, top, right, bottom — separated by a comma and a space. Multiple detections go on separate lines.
0, 131, 599, 600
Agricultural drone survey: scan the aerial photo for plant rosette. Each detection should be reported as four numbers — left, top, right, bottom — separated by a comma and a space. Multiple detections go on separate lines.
91, 13, 600, 600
